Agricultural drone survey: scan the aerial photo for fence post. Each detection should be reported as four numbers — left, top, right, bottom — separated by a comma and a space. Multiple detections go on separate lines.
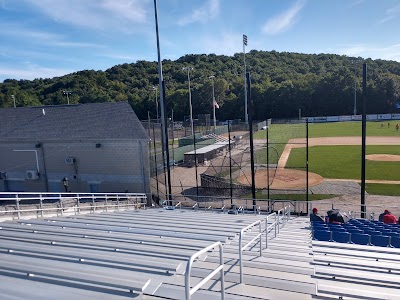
16, 194, 21, 219
77, 196, 81, 215
59, 194, 64, 216
39, 194, 44, 218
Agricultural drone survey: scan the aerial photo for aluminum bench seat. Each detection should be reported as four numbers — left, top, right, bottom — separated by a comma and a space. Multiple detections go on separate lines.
204, 256, 315, 275
0, 274, 143, 300
154, 275, 316, 300
15, 220, 231, 243
313, 254, 400, 273
39, 218, 238, 241
0, 253, 152, 294
74, 210, 264, 228
60, 215, 248, 235
0, 239, 183, 274
0, 230, 208, 261
318, 280, 400, 300
0, 223, 216, 250
315, 265, 400, 287
189, 262, 316, 287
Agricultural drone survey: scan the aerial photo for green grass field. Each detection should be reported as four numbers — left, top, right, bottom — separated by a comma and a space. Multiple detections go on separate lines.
254, 120, 400, 140
254, 121, 400, 196
366, 183, 400, 196
286, 145, 400, 180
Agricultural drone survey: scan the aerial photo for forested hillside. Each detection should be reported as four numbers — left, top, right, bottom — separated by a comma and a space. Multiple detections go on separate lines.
1, 50, 400, 121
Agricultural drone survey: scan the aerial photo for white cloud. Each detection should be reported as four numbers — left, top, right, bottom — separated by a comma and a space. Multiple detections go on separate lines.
178, 0, 220, 26
262, 0, 306, 35
0, 22, 104, 49
349, 0, 364, 8
378, 3, 400, 24
0, 65, 74, 81
193, 32, 242, 56
336, 43, 400, 62
24, 0, 150, 31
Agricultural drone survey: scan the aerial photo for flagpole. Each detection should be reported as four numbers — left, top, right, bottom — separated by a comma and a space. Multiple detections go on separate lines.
209, 75, 216, 130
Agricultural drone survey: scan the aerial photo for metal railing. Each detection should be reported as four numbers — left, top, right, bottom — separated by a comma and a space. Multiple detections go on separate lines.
185, 241, 225, 300
277, 205, 291, 233
239, 220, 263, 283
265, 212, 278, 249
0, 192, 147, 220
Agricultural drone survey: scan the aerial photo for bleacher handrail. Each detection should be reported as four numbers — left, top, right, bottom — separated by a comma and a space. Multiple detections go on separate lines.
0, 192, 147, 220
239, 220, 263, 283
185, 241, 225, 300
265, 212, 277, 248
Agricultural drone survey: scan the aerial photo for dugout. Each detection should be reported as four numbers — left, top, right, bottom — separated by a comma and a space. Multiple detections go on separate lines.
184, 141, 233, 166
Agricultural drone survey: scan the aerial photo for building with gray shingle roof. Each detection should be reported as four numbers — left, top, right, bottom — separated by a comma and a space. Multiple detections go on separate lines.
0, 102, 150, 194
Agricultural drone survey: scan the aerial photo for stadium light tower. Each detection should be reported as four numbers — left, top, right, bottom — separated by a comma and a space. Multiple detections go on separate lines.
243, 34, 248, 125
183, 66, 194, 136
62, 90, 72, 105
209, 75, 217, 130
352, 59, 362, 115
11, 94, 16, 108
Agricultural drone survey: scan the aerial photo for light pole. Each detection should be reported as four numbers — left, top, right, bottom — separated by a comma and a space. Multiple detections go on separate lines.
209, 75, 217, 130
153, 85, 159, 123
352, 59, 362, 115
183, 66, 194, 136
243, 34, 248, 125
352, 60, 357, 115
62, 90, 72, 105
11, 94, 16, 108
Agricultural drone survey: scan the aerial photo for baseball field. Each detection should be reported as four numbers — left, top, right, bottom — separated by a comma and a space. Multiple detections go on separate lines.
250, 120, 400, 197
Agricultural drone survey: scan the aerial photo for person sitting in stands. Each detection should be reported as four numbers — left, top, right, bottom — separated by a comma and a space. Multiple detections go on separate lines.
379, 210, 389, 222
310, 208, 325, 222
382, 210, 397, 224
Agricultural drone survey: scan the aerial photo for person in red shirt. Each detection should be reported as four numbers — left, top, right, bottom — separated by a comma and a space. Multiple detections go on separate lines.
382, 210, 397, 224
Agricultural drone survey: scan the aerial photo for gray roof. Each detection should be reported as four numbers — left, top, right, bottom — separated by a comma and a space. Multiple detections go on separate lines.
0, 102, 148, 141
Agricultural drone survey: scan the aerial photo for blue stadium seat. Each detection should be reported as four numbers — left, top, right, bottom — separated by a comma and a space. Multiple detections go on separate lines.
351, 233, 370, 245
312, 222, 327, 228
346, 229, 363, 234
391, 236, 400, 248
313, 230, 331, 241
329, 227, 346, 232
364, 230, 382, 236
385, 232, 399, 238
381, 229, 393, 235
332, 231, 350, 243
370, 235, 390, 247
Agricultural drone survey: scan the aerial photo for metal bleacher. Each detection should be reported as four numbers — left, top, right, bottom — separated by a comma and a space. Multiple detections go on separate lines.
1, 196, 399, 299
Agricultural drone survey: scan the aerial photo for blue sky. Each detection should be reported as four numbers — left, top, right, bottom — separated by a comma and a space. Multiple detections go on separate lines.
1, 0, 400, 82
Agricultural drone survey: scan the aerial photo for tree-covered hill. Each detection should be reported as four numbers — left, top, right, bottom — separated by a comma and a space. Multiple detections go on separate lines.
1, 50, 400, 121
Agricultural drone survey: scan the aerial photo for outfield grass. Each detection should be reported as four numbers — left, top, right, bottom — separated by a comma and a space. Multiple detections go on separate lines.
254, 120, 400, 140
286, 145, 400, 180
366, 183, 400, 196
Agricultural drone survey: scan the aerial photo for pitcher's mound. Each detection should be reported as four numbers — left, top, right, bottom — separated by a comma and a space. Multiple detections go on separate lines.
237, 168, 324, 190
366, 154, 400, 162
